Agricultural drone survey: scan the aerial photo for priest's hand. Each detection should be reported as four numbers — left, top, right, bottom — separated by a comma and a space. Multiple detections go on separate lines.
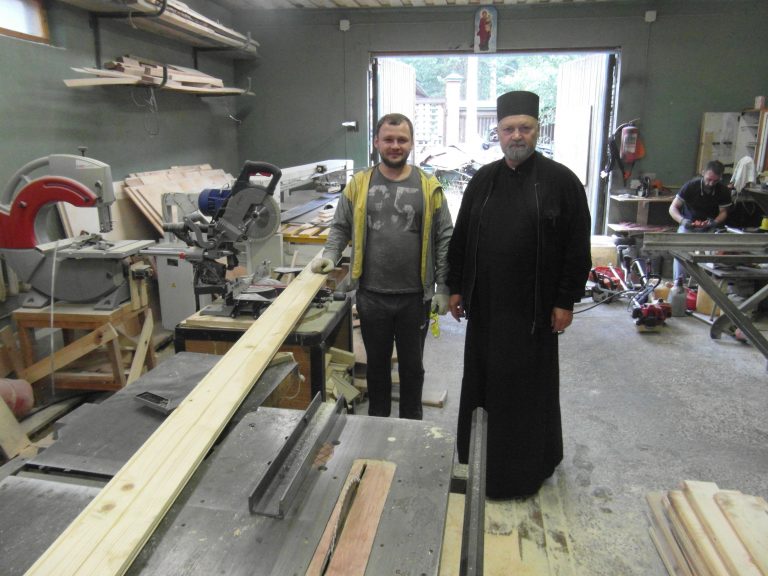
449, 294, 464, 321
551, 307, 573, 334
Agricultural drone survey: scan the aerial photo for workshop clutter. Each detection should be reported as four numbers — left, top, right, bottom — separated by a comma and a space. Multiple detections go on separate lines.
325, 347, 359, 405
122, 164, 234, 235
647, 480, 768, 576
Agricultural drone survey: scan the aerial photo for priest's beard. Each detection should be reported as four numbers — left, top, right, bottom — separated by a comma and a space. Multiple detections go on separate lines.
503, 141, 536, 164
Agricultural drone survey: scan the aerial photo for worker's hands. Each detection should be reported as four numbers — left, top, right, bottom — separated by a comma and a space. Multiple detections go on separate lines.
551, 307, 574, 334
703, 218, 717, 231
681, 218, 694, 230
310, 258, 335, 274
449, 294, 465, 321
432, 294, 449, 316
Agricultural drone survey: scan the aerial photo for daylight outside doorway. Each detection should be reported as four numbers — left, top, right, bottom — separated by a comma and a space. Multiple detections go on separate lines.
372, 51, 619, 231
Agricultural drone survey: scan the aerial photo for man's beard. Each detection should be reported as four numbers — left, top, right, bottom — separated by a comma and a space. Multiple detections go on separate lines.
503, 141, 536, 163
380, 154, 408, 169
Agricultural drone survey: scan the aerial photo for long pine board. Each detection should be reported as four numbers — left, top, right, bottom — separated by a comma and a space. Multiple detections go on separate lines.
24, 258, 326, 576
715, 490, 768, 575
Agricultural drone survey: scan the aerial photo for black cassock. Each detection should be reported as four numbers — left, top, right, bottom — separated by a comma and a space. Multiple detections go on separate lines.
456, 163, 562, 499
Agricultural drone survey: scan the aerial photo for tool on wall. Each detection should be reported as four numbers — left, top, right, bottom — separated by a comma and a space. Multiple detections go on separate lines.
0, 154, 154, 309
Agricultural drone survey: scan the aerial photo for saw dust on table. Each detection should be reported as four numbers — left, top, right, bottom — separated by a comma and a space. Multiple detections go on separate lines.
440, 471, 578, 575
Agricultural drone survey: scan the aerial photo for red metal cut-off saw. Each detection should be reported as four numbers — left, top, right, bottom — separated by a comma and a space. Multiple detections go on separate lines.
0, 155, 154, 309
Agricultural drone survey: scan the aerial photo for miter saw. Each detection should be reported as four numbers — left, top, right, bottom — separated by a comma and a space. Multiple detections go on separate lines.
147, 161, 329, 318
0, 154, 154, 309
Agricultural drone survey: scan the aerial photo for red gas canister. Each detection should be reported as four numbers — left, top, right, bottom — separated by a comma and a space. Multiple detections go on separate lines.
686, 288, 697, 312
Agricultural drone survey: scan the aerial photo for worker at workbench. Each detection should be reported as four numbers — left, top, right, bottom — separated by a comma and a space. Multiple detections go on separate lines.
311, 113, 454, 420
447, 91, 592, 499
669, 160, 732, 280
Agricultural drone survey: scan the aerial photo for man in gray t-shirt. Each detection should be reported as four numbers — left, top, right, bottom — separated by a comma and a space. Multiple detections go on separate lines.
361, 168, 423, 293
311, 113, 454, 419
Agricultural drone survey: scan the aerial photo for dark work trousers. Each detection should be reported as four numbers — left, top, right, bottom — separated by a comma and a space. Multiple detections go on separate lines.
355, 288, 431, 419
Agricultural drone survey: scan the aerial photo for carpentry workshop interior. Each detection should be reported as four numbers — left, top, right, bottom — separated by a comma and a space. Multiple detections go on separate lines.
1, 0, 767, 574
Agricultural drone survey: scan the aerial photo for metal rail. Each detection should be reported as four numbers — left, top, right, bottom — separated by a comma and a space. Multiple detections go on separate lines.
248, 394, 347, 517
642, 232, 768, 253
460, 407, 487, 576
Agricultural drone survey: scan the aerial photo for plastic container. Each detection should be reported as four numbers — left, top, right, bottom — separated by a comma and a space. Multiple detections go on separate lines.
670, 276, 687, 317
696, 288, 720, 317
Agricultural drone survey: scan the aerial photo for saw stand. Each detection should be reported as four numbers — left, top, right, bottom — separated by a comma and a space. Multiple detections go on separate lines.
12, 269, 156, 391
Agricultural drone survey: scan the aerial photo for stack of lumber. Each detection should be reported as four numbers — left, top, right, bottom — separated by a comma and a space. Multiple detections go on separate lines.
122, 164, 234, 234
324, 346, 359, 405
56, 0, 259, 57
64, 55, 245, 95
646, 480, 768, 576
279, 206, 335, 244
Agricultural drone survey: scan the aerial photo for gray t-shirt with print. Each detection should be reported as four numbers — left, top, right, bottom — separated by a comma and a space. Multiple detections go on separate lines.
359, 167, 423, 293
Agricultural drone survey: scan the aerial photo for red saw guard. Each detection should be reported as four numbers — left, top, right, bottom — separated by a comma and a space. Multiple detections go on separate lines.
0, 176, 98, 249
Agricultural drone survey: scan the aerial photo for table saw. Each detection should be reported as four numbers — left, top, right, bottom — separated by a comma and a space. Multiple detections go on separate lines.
0, 352, 455, 575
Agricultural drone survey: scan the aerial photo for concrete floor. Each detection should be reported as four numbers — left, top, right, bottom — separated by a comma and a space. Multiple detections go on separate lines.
367, 299, 768, 575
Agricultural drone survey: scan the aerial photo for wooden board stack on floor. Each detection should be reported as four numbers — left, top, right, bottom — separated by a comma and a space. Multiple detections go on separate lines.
646, 480, 768, 575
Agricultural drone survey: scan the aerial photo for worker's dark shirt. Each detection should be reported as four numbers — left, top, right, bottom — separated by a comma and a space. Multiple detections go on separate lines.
676, 177, 732, 221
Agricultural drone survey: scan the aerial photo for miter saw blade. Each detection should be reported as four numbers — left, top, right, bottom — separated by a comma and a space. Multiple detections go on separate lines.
245, 193, 281, 241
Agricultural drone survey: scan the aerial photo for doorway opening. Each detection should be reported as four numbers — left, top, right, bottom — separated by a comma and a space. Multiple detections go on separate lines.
370, 51, 620, 233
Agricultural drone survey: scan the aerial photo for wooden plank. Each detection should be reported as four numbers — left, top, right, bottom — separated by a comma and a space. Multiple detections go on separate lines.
19, 396, 85, 437
63, 77, 142, 87
538, 476, 576, 575
683, 480, 763, 576
646, 492, 694, 576
126, 311, 154, 385
307, 459, 396, 576
715, 490, 768, 575
485, 496, 551, 575
664, 493, 713, 576
0, 394, 31, 460
668, 490, 728, 576
25, 255, 326, 576
0, 326, 26, 379
23, 323, 119, 384
123, 187, 164, 235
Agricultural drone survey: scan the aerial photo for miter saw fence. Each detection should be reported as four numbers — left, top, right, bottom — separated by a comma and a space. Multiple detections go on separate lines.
160, 161, 287, 314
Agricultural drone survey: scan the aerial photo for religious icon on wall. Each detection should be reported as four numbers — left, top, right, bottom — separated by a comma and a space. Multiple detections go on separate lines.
474, 6, 497, 53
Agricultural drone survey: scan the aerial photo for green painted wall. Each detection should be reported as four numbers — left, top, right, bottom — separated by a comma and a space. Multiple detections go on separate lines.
1, 1, 766, 204
0, 1, 242, 187
233, 0, 768, 190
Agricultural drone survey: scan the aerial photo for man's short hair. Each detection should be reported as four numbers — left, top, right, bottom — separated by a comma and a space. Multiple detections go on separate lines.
375, 113, 413, 139
705, 160, 724, 177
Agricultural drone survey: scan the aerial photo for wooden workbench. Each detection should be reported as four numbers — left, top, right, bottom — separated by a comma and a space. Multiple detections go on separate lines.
174, 296, 353, 409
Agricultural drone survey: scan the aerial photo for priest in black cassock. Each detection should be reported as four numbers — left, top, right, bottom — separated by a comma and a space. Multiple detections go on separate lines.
447, 91, 592, 499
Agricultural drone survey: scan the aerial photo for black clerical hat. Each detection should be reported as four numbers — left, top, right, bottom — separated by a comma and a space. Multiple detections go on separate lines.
496, 91, 539, 120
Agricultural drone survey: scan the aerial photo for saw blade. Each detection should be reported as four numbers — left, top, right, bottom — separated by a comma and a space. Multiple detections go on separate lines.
245, 193, 281, 241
